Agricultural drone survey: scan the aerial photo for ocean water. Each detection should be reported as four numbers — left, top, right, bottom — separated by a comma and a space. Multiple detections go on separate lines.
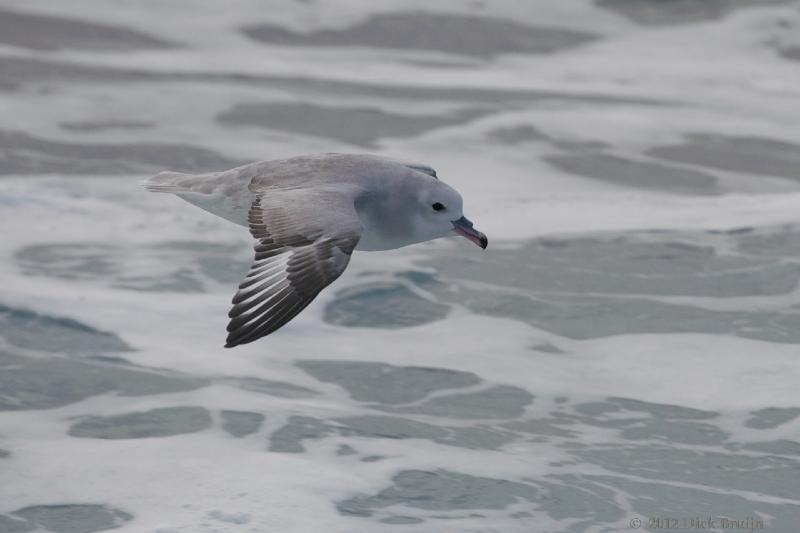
2, 1, 800, 532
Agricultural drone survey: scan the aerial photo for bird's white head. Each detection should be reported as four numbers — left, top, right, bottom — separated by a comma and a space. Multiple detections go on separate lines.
413, 178, 488, 249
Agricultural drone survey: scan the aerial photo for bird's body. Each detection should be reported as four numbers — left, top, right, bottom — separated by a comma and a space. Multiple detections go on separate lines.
144, 153, 487, 347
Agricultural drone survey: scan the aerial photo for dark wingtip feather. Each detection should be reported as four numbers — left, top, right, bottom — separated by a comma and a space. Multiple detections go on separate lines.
224, 337, 243, 348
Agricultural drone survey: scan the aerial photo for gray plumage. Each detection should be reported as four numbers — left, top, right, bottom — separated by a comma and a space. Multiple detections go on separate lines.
144, 153, 485, 347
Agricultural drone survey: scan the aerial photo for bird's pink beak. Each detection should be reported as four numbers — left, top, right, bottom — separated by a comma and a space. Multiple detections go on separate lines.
452, 216, 488, 249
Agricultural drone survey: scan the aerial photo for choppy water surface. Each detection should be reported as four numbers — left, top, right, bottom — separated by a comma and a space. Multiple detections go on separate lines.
2, 1, 800, 531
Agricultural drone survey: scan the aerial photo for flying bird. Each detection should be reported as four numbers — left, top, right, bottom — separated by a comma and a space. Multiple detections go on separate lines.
144, 153, 487, 347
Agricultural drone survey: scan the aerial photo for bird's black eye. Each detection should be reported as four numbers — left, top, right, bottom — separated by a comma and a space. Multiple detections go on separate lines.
432, 202, 446, 212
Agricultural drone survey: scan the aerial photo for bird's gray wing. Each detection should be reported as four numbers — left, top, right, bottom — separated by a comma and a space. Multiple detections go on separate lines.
402, 162, 437, 179
225, 188, 362, 347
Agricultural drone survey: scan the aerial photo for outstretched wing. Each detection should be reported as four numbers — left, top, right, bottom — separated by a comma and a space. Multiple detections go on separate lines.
401, 162, 437, 179
225, 189, 361, 347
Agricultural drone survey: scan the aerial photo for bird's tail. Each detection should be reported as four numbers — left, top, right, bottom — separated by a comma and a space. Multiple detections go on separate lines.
142, 171, 193, 193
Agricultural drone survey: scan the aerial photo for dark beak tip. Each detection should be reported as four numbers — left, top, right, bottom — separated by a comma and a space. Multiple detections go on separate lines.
452, 216, 487, 249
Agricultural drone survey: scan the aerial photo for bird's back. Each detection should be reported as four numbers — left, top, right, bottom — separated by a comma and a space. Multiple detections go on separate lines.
143, 153, 437, 227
